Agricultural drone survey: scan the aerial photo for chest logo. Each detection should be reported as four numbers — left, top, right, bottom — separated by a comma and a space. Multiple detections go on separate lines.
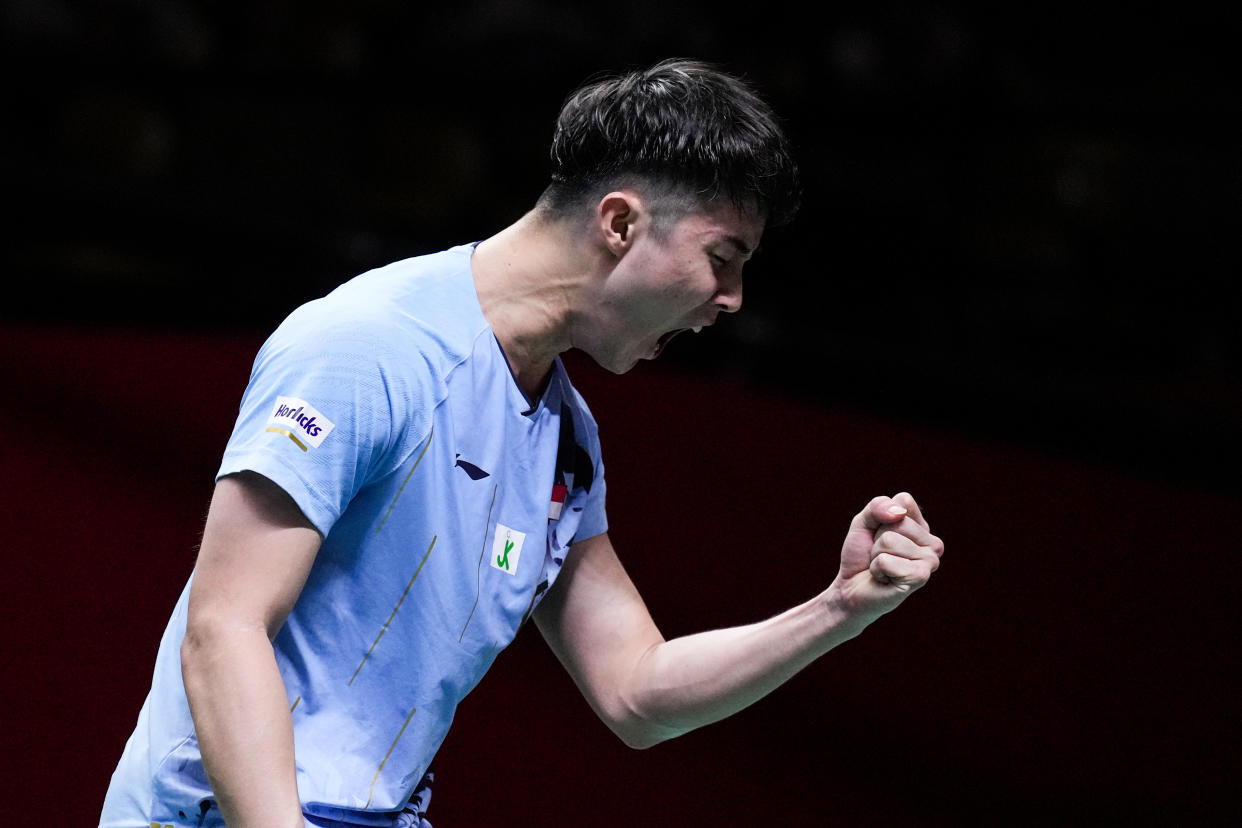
490, 524, 525, 576
455, 455, 491, 480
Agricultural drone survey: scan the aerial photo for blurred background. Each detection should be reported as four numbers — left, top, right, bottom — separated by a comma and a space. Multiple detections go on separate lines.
2, 1, 1239, 825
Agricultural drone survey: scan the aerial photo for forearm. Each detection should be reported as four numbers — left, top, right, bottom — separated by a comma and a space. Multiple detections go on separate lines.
620, 586, 871, 746
181, 623, 304, 828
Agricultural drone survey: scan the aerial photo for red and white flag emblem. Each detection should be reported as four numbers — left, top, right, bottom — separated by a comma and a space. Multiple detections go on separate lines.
549, 483, 568, 520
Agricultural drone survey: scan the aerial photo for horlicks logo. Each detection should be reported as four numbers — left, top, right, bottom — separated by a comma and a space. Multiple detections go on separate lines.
275, 402, 323, 436
267, 395, 335, 449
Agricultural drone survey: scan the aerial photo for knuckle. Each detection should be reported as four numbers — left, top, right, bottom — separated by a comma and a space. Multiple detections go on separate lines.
874, 531, 901, 553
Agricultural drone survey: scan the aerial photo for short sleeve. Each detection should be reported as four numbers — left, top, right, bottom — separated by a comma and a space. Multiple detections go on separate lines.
216, 308, 424, 537
573, 453, 608, 543
563, 381, 609, 544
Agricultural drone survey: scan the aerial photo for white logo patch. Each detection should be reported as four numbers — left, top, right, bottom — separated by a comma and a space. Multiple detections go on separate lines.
266, 395, 335, 450
490, 523, 525, 576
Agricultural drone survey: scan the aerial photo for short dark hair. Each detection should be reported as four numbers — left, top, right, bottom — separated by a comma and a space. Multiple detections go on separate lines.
539, 58, 800, 227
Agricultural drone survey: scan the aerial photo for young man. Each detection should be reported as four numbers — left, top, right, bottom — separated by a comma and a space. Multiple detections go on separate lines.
101, 59, 944, 828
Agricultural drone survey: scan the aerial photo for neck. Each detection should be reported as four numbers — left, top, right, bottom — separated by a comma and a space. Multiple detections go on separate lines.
471, 211, 592, 400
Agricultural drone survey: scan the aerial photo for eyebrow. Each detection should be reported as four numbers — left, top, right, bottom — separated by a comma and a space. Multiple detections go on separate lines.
722, 235, 757, 258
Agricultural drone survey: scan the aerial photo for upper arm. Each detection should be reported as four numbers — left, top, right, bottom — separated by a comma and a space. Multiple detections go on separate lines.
187, 471, 322, 641
216, 316, 423, 538
534, 532, 665, 742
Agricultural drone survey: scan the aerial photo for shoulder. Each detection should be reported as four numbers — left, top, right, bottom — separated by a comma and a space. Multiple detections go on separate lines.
260, 244, 487, 380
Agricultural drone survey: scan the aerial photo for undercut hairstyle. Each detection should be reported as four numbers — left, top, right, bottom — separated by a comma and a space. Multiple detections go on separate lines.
539, 58, 801, 228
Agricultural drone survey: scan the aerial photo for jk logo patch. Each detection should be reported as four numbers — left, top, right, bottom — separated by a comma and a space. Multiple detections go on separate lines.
266, 395, 335, 450
490, 524, 525, 576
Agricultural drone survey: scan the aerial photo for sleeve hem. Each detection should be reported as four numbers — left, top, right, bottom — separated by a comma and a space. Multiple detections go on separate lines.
217, 448, 340, 537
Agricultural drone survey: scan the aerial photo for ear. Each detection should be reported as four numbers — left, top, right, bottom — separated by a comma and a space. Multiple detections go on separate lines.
596, 191, 646, 257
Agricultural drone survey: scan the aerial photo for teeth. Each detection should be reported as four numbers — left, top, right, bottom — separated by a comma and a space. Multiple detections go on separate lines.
693, 326, 702, 333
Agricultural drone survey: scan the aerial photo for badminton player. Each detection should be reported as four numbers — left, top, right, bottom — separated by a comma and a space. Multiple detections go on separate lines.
101, 58, 943, 828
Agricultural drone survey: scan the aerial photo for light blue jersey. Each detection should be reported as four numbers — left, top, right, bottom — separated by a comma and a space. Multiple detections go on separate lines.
102, 244, 608, 827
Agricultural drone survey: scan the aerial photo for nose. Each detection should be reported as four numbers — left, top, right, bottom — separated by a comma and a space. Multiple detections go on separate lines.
713, 269, 743, 313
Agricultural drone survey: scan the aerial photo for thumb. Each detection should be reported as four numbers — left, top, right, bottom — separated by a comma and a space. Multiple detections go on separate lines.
853, 495, 908, 534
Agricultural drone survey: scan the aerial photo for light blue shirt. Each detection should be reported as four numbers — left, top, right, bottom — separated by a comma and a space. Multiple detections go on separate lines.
102, 244, 608, 827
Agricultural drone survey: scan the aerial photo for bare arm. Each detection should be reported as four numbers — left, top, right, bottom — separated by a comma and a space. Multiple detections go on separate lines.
534, 493, 943, 749
180, 471, 321, 828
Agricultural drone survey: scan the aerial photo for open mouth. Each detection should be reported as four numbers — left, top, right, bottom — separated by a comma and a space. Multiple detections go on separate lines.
653, 328, 688, 358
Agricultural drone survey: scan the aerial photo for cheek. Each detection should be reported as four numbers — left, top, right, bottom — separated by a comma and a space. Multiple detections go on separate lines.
624, 245, 712, 307
680, 266, 719, 303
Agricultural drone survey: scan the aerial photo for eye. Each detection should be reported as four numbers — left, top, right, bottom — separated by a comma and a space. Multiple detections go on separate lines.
709, 253, 729, 268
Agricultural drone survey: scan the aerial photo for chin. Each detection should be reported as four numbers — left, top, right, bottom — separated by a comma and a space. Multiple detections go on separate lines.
612, 350, 651, 374
608, 358, 641, 375
578, 347, 638, 375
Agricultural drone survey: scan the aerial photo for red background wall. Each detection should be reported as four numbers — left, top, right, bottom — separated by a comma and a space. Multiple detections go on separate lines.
1, 326, 1237, 825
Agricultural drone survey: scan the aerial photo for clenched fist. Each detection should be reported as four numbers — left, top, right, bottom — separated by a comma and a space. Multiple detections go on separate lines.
833, 492, 944, 620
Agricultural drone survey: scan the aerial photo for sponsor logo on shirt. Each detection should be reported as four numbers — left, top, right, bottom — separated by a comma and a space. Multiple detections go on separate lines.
265, 395, 335, 451
490, 523, 525, 576
454, 455, 490, 480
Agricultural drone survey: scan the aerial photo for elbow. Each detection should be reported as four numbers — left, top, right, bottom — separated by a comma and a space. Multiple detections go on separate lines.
181, 613, 223, 667
180, 615, 263, 689
180, 619, 218, 690
606, 696, 685, 750
181, 622, 203, 670
614, 716, 687, 750
602, 653, 688, 749
180, 627, 207, 704
619, 729, 668, 751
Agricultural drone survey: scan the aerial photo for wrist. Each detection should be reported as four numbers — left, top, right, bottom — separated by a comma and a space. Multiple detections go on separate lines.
818, 580, 877, 642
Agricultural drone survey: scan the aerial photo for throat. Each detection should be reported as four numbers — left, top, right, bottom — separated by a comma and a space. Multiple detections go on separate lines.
518, 367, 553, 412
493, 334, 554, 409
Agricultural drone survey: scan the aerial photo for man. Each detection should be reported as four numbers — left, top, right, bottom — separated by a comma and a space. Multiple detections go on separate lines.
102, 58, 943, 827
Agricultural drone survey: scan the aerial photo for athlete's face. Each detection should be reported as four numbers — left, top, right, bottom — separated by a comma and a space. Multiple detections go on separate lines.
586, 202, 764, 374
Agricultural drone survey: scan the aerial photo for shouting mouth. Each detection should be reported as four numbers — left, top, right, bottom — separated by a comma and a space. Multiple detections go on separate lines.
651, 326, 704, 359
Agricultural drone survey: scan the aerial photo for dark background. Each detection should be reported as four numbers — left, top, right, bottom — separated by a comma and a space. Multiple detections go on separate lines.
2, 1, 1239, 825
